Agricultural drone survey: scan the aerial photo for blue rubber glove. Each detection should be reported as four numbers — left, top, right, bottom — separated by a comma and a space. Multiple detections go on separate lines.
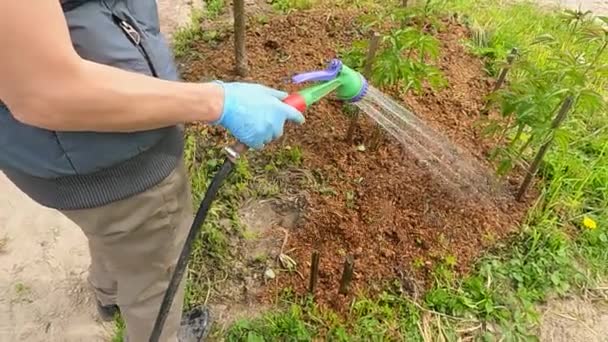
214, 82, 305, 149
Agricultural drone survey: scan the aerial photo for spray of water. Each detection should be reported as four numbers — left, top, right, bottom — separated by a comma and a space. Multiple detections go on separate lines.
355, 86, 503, 198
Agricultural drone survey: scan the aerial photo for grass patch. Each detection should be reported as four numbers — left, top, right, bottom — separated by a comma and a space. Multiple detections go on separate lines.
172, 8, 205, 59
111, 316, 126, 342
270, 0, 316, 13
182, 128, 254, 308
183, 129, 310, 309
172, 3, 227, 59
205, 0, 225, 19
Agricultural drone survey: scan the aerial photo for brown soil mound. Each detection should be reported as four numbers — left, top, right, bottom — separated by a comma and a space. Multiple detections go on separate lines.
181, 9, 533, 310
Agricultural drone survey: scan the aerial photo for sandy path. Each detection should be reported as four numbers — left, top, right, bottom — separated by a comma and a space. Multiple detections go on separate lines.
0, 2, 202, 341
0, 174, 111, 341
539, 0, 608, 13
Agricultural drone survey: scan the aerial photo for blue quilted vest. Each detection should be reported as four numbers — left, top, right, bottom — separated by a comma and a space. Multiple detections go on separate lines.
0, 0, 184, 209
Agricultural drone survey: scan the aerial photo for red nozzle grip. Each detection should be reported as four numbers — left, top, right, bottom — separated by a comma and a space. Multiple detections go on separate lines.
282, 93, 307, 113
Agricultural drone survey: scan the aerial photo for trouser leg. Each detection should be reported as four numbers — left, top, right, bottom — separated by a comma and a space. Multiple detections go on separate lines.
88, 238, 118, 307
63, 160, 193, 342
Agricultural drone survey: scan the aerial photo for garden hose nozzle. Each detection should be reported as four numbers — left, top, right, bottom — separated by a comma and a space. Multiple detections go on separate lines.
282, 59, 369, 112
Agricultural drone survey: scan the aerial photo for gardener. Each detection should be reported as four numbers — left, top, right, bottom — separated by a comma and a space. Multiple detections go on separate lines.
0, 1, 304, 341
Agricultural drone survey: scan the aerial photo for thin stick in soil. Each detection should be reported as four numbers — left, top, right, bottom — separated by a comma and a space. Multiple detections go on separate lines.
401, 0, 409, 28
346, 31, 381, 143
338, 255, 355, 295
233, 0, 247, 76
309, 251, 320, 293
482, 48, 518, 115
493, 48, 518, 92
517, 95, 574, 201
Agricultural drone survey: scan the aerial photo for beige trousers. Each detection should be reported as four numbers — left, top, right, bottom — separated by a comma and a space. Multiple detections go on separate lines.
62, 161, 193, 342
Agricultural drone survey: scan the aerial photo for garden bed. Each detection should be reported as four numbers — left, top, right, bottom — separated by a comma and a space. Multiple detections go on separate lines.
180, 8, 534, 311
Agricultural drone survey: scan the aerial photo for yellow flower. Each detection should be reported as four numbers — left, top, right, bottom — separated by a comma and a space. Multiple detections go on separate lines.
583, 216, 597, 230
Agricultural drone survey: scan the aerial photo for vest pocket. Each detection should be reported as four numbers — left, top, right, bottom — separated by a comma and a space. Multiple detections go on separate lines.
111, 13, 159, 77
64, 3, 156, 77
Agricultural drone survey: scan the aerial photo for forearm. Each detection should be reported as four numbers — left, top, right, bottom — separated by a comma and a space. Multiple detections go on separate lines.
0, 0, 225, 132
11, 59, 223, 132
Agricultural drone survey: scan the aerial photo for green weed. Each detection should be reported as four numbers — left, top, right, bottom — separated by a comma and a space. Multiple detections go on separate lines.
182, 129, 254, 308
226, 304, 316, 341
172, 4, 227, 59
14, 282, 29, 296
272, 146, 303, 168
270, 0, 315, 13
205, 0, 225, 19
111, 316, 125, 342
172, 8, 205, 59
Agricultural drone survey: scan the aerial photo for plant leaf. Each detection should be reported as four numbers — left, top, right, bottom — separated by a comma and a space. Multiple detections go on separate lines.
532, 34, 557, 45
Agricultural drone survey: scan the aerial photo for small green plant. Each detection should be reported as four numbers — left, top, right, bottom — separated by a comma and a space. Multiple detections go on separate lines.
172, 8, 205, 59
345, 190, 356, 209
226, 304, 315, 341
205, 0, 225, 19
274, 146, 303, 167
343, 27, 447, 95
14, 282, 29, 296
111, 316, 126, 342
256, 14, 270, 25
376, 28, 447, 93
270, 0, 314, 13
466, 23, 501, 76
412, 256, 425, 269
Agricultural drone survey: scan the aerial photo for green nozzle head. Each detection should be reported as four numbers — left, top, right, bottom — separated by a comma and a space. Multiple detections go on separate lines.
291, 59, 369, 108
334, 63, 368, 102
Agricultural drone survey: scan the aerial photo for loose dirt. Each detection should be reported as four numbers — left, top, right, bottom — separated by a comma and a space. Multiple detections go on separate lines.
181, 9, 532, 311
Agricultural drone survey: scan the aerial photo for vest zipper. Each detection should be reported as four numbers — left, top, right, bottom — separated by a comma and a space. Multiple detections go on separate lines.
114, 15, 158, 78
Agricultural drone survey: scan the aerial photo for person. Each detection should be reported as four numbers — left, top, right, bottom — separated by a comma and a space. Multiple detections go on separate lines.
0, 1, 304, 341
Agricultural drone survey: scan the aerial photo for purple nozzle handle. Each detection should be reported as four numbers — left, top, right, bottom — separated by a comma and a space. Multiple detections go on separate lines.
292, 59, 343, 84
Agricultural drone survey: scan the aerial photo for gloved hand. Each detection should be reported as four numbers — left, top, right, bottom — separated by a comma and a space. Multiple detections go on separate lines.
213, 82, 305, 149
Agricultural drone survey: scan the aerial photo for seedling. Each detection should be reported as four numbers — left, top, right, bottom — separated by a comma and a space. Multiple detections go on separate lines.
483, 11, 607, 179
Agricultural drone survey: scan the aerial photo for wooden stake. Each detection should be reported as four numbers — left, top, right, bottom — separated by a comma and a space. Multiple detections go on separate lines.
482, 48, 518, 115
401, 0, 409, 28
338, 255, 355, 295
233, 0, 247, 76
346, 32, 381, 143
516, 96, 574, 201
308, 251, 320, 293
363, 32, 381, 79
493, 48, 519, 93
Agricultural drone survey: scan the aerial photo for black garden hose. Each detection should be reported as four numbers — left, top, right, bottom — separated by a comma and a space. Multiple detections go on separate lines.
149, 143, 247, 342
